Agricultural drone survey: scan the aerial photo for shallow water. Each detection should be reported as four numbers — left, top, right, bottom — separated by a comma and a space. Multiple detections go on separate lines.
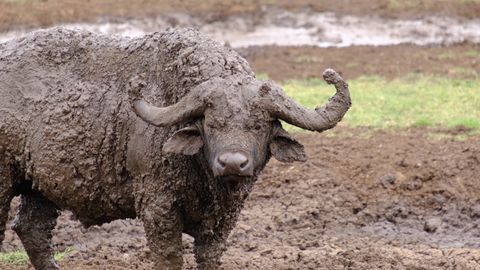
1, 10, 479, 47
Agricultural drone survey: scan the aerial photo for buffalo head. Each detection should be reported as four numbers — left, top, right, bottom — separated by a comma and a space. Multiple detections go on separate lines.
133, 69, 351, 180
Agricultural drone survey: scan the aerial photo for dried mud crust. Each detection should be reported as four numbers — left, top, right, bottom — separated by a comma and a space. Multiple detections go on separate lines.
2, 128, 480, 269
240, 43, 480, 81
1, 0, 480, 32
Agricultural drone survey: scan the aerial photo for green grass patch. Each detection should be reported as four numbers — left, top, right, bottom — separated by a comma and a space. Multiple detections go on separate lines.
438, 51, 455, 60
256, 73, 270, 81
294, 55, 321, 64
387, 0, 419, 10
0, 247, 74, 265
54, 247, 74, 262
0, 250, 29, 265
279, 75, 480, 132
465, 50, 480, 58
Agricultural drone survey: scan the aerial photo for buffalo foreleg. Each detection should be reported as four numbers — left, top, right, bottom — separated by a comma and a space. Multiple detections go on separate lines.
0, 157, 14, 250
194, 236, 227, 270
141, 200, 183, 270
192, 215, 236, 270
13, 192, 59, 270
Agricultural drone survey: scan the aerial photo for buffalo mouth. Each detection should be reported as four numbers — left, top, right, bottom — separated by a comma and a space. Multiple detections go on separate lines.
220, 175, 250, 182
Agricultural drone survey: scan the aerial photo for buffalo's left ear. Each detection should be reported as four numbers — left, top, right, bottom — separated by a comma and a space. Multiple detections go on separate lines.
163, 124, 203, 155
269, 122, 308, 162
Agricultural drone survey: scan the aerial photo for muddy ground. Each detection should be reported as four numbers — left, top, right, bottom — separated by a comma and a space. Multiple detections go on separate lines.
241, 43, 480, 81
2, 0, 480, 32
2, 127, 480, 270
1, 1, 480, 269
1, 1, 480, 81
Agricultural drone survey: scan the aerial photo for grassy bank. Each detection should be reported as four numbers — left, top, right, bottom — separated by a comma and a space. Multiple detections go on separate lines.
279, 75, 480, 132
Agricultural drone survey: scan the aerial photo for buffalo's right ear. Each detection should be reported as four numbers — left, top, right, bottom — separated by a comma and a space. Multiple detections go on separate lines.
163, 125, 203, 155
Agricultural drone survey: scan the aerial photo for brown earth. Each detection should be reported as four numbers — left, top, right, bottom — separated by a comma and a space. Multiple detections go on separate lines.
2, 1, 480, 82
240, 43, 480, 81
1, 0, 480, 32
1, 127, 480, 270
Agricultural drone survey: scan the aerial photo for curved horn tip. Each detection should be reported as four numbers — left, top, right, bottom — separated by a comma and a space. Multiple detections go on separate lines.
132, 99, 156, 121
132, 99, 146, 113
322, 68, 344, 85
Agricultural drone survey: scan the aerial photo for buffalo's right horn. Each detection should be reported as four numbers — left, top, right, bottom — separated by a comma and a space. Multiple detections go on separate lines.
264, 69, 351, 132
133, 90, 206, 127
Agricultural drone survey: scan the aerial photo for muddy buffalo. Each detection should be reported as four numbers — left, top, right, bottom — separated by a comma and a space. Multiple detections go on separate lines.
0, 27, 351, 269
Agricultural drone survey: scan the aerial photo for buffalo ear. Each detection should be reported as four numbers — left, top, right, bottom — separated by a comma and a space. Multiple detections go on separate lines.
163, 125, 203, 155
269, 122, 307, 162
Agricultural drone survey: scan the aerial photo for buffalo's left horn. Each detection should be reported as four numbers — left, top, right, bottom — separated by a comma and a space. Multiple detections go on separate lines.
264, 69, 351, 132
133, 89, 206, 127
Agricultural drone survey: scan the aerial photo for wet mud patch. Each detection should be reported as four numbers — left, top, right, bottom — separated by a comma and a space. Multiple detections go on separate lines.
1, 0, 480, 33
1, 8, 480, 47
2, 128, 479, 269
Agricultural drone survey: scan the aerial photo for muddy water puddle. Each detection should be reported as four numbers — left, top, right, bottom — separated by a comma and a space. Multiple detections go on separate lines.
1, 9, 479, 47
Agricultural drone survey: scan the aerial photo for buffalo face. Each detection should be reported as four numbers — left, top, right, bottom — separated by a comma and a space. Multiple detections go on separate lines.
133, 69, 351, 180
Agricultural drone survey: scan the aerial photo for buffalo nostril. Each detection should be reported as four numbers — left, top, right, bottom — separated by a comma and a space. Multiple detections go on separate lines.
239, 159, 249, 169
216, 152, 251, 176
218, 157, 226, 167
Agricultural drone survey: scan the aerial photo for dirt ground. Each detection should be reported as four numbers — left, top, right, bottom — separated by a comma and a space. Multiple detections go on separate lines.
1, 1, 480, 270
2, 127, 480, 270
241, 43, 480, 81
1, 0, 480, 32
1, 1, 480, 81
